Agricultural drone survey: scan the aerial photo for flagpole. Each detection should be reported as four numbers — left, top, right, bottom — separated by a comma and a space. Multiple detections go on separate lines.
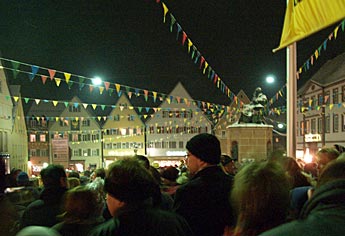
286, 42, 297, 157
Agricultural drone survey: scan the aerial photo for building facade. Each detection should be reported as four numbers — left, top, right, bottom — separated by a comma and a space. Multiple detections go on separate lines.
49, 96, 102, 171
9, 85, 28, 172
102, 93, 145, 166
297, 52, 345, 159
145, 82, 213, 166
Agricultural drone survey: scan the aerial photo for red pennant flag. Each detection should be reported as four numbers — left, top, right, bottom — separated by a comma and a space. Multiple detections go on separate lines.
48, 69, 56, 80
213, 74, 218, 84
41, 75, 47, 84
182, 32, 187, 45
199, 56, 205, 69
104, 82, 110, 91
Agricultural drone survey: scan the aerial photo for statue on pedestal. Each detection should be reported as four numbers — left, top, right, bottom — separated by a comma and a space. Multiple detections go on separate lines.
238, 87, 268, 124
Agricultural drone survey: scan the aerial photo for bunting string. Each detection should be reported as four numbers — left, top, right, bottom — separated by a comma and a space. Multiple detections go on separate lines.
0, 57, 230, 118
296, 19, 345, 79
154, 1, 244, 105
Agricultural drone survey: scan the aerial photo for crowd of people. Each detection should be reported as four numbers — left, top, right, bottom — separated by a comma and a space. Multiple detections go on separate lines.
1, 133, 345, 236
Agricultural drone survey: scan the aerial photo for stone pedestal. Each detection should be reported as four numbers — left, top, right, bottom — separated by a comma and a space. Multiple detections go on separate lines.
226, 124, 273, 163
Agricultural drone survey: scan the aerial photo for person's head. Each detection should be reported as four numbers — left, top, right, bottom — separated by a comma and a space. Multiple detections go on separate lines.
61, 185, 103, 222
316, 158, 345, 189
67, 177, 80, 189
221, 154, 237, 175
133, 155, 150, 170
185, 133, 221, 175
17, 171, 30, 186
68, 171, 80, 179
316, 147, 340, 171
104, 158, 159, 216
16, 226, 61, 236
91, 168, 106, 180
231, 161, 290, 235
161, 166, 179, 184
40, 164, 67, 188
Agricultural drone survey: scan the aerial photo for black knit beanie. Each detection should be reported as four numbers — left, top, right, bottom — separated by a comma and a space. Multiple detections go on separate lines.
186, 133, 221, 164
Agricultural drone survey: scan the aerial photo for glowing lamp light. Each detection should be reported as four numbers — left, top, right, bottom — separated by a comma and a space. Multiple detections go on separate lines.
277, 123, 284, 129
304, 148, 313, 163
92, 77, 102, 86
266, 75, 275, 84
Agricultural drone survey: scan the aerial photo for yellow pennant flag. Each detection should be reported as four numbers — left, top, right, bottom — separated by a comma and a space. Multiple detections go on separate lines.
203, 61, 208, 74
99, 87, 104, 94
54, 77, 61, 87
64, 73, 71, 83
52, 101, 58, 107
162, 3, 169, 23
115, 84, 121, 93
274, 0, 345, 52
187, 39, 193, 53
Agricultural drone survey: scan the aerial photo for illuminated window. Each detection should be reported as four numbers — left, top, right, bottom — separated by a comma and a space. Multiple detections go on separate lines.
30, 134, 36, 142
40, 134, 46, 142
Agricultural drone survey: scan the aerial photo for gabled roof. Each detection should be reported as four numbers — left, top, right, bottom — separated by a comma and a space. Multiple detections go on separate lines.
310, 52, 345, 87
103, 93, 144, 127
26, 98, 65, 117
145, 81, 212, 125
215, 89, 251, 125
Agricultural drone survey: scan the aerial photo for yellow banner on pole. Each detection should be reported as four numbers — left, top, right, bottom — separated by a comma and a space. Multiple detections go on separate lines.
274, 0, 345, 52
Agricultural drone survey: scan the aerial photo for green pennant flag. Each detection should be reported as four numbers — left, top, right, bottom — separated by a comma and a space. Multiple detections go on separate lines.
11, 61, 20, 79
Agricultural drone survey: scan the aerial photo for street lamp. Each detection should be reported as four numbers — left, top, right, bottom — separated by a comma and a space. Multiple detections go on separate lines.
92, 76, 102, 86
265, 75, 275, 84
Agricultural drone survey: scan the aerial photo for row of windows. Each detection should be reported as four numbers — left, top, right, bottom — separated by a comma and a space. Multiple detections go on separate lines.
105, 128, 143, 136
29, 133, 101, 142
148, 141, 184, 149
59, 119, 91, 127
70, 133, 100, 142
301, 86, 345, 110
30, 126, 209, 143
30, 149, 48, 157
29, 134, 47, 142
73, 149, 100, 157
104, 142, 144, 149
148, 126, 208, 134
162, 111, 193, 118
299, 114, 345, 136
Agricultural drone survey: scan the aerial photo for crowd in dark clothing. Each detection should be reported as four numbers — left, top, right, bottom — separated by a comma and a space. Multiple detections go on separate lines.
1, 134, 345, 236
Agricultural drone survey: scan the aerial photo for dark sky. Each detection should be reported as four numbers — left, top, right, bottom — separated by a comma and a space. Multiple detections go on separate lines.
1, 1, 344, 110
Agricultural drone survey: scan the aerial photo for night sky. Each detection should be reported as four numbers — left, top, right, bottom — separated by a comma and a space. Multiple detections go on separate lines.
1, 1, 344, 111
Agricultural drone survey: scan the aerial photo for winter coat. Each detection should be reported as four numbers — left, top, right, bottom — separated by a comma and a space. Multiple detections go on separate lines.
20, 186, 67, 228
88, 203, 193, 236
173, 165, 235, 236
260, 179, 345, 236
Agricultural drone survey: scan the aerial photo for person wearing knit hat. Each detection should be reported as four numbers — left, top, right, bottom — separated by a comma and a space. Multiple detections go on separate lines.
186, 133, 221, 165
173, 133, 235, 236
